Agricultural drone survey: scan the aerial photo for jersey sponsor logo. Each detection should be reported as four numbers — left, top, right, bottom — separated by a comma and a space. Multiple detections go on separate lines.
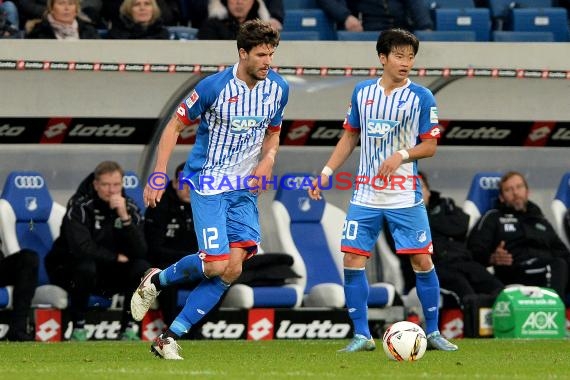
429, 126, 441, 138
397, 100, 407, 109
366, 119, 399, 138
365, 99, 374, 105
262, 93, 271, 104
430, 107, 438, 123
228, 95, 239, 103
14, 175, 45, 189
230, 116, 264, 134
185, 90, 199, 108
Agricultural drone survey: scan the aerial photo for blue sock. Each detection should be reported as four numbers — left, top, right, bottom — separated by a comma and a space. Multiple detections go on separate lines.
169, 276, 229, 336
344, 268, 370, 339
415, 266, 440, 335
159, 253, 205, 287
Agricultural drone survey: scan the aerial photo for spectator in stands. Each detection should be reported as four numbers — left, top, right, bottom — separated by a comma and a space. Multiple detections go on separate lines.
189, 0, 282, 30
0, 247, 39, 341
317, 0, 432, 32
25, 0, 100, 39
144, 163, 199, 326
45, 161, 149, 341
101, 0, 181, 28
415, 172, 504, 303
0, 1, 20, 37
468, 171, 570, 298
197, 0, 271, 40
1, 0, 19, 28
106, 0, 170, 39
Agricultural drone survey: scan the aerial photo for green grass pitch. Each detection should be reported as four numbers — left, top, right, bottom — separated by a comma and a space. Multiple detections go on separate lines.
1, 339, 569, 380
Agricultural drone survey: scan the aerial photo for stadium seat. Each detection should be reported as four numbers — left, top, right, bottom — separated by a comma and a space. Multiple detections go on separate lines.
0, 171, 67, 308
463, 172, 503, 232
434, 8, 492, 41
551, 172, 570, 249
492, 30, 555, 41
280, 31, 321, 41
283, 9, 337, 40
123, 171, 146, 213
414, 30, 477, 41
428, 0, 476, 9
168, 26, 198, 40
336, 31, 380, 41
488, 0, 553, 30
284, 0, 317, 9
272, 173, 396, 308
511, 8, 569, 42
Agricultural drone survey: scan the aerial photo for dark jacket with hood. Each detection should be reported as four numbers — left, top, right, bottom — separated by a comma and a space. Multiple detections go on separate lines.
467, 200, 570, 268
46, 173, 147, 272
106, 14, 170, 39
197, 0, 270, 40
26, 17, 100, 39
144, 182, 198, 268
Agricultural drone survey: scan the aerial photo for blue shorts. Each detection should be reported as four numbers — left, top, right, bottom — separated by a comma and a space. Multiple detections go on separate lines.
341, 202, 433, 257
190, 189, 260, 261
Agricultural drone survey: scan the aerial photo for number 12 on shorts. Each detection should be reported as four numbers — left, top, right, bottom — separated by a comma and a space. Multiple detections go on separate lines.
202, 227, 220, 249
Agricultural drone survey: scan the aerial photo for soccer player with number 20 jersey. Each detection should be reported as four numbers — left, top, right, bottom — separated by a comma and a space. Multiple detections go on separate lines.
308, 28, 458, 353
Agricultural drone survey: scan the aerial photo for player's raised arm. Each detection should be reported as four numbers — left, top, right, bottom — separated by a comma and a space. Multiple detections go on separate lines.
144, 115, 185, 208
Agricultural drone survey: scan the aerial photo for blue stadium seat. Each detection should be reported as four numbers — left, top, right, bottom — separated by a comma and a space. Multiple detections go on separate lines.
435, 8, 492, 41
0, 171, 67, 308
283, 9, 337, 40
123, 171, 145, 213
336, 31, 380, 41
284, 0, 317, 9
492, 30, 555, 42
414, 30, 477, 41
272, 173, 396, 308
280, 31, 320, 40
511, 8, 569, 42
168, 26, 198, 40
488, 0, 553, 30
551, 172, 570, 249
462, 172, 503, 232
428, 0, 475, 9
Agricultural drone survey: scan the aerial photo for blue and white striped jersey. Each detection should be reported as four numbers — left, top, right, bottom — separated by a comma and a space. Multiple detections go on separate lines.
176, 64, 289, 195
344, 78, 441, 208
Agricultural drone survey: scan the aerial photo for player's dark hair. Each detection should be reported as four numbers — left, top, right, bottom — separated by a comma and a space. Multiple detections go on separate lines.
237, 19, 280, 53
94, 161, 124, 180
376, 28, 419, 57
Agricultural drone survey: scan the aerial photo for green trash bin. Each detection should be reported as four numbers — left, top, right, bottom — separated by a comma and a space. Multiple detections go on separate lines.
492, 286, 565, 339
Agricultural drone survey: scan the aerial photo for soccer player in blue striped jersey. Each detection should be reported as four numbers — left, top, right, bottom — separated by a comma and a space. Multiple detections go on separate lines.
130, 20, 288, 360
309, 28, 458, 353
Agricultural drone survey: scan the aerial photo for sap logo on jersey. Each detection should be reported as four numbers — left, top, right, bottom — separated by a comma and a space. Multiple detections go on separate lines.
230, 116, 264, 134
366, 119, 399, 138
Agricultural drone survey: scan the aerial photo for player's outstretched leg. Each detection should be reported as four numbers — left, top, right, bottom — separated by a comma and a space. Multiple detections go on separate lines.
338, 334, 376, 352
151, 334, 183, 360
426, 331, 458, 351
131, 268, 162, 321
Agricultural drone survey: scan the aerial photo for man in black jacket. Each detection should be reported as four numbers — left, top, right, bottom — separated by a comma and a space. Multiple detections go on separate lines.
144, 163, 199, 326
46, 161, 149, 341
468, 171, 570, 298
394, 172, 504, 304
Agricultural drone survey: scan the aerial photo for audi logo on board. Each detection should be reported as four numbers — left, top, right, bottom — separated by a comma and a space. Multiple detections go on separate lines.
478, 176, 501, 190
14, 175, 45, 189
122, 175, 139, 189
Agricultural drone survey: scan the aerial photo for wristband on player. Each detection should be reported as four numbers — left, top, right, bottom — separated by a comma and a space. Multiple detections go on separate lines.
397, 149, 409, 160
321, 166, 334, 177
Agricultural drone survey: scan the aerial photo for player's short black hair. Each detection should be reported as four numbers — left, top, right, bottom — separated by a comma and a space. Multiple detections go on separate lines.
376, 28, 419, 57
237, 19, 280, 53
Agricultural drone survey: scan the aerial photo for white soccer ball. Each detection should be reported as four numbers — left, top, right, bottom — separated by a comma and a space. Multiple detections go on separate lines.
382, 321, 427, 361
